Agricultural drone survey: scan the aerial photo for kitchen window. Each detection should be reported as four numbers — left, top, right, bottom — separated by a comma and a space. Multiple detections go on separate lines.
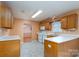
52, 21, 62, 32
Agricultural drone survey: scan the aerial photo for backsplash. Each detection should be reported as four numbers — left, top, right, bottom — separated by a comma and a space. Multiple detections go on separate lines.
0, 28, 10, 36
61, 29, 79, 35
44, 28, 79, 35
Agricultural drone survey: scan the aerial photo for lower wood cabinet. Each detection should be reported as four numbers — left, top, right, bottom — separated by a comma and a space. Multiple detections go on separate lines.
44, 39, 79, 57
0, 40, 20, 57
44, 40, 58, 57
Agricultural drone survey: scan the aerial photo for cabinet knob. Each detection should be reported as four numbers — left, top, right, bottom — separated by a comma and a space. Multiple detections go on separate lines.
48, 44, 51, 48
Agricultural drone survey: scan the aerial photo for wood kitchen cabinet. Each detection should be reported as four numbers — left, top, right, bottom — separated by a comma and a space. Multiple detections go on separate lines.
61, 16, 68, 29
44, 38, 79, 57
40, 18, 52, 30
45, 22, 52, 30
0, 2, 13, 29
67, 14, 78, 29
44, 40, 58, 57
0, 40, 20, 57
0, 13, 1, 27
40, 22, 52, 30
61, 14, 78, 29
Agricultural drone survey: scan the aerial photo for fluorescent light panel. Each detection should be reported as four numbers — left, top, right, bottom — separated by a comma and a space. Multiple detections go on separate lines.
32, 10, 42, 18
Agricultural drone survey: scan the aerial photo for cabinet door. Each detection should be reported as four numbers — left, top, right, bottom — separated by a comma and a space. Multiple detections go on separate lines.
1, 6, 13, 29
0, 4, 3, 28
45, 23, 49, 30
0, 5, 1, 27
47, 23, 52, 30
0, 14, 1, 27
0, 3, 13, 29
44, 40, 58, 57
67, 14, 77, 29
40, 20, 52, 30
45, 23, 52, 30
4, 40, 20, 57
61, 16, 68, 29
0, 40, 20, 57
40, 21, 45, 30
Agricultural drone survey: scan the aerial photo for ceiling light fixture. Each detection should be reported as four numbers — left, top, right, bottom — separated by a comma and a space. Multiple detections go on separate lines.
32, 10, 42, 18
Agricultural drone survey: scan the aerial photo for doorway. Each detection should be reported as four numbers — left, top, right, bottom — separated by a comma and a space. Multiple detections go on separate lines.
23, 24, 32, 42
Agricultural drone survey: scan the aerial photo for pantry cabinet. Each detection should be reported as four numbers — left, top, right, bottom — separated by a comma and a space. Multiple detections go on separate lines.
61, 14, 78, 29
0, 2, 13, 29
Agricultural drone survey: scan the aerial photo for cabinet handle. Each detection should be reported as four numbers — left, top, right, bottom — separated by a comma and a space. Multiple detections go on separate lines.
48, 44, 51, 48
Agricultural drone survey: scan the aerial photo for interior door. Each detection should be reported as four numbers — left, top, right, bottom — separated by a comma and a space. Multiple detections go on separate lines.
23, 24, 32, 42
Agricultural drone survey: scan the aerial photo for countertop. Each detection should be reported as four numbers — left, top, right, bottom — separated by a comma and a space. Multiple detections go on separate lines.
0, 35, 20, 41
45, 34, 79, 43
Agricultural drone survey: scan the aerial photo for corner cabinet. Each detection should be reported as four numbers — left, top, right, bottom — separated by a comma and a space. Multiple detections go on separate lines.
0, 2, 13, 29
61, 14, 78, 29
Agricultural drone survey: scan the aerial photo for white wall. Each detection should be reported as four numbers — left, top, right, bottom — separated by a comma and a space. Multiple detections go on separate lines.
0, 28, 10, 36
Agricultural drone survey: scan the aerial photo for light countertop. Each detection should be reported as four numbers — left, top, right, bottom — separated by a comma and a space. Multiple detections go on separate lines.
45, 34, 79, 43
0, 35, 20, 41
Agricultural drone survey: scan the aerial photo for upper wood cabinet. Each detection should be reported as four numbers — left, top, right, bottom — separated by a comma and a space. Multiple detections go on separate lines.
0, 12, 1, 27
61, 14, 78, 29
40, 19, 52, 30
61, 16, 68, 29
45, 22, 52, 30
67, 14, 78, 29
0, 2, 13, 29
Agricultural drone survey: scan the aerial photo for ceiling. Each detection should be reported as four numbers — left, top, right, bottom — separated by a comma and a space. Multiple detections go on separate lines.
5, 1, 79, 21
